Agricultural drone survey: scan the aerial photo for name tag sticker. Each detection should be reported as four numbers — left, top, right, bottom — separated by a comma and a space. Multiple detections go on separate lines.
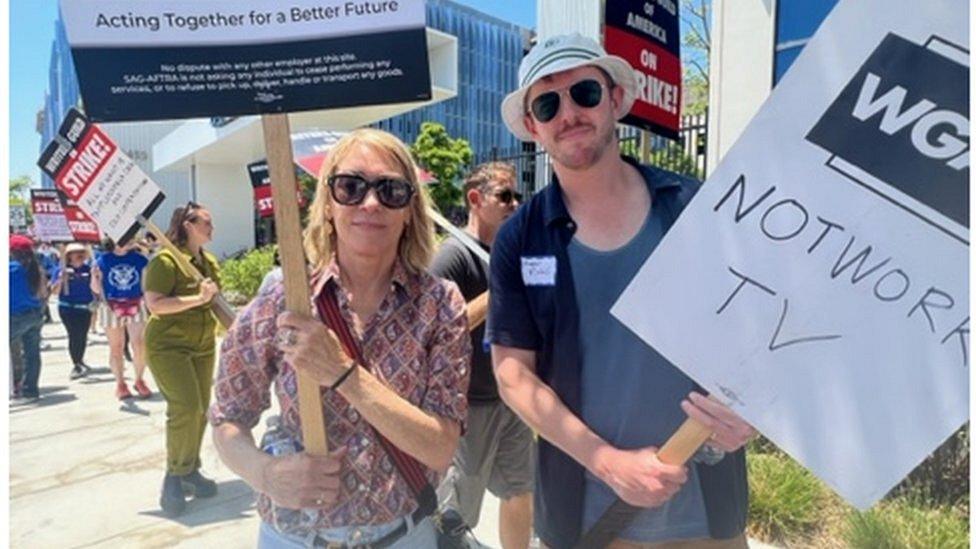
521, 256, 557, 286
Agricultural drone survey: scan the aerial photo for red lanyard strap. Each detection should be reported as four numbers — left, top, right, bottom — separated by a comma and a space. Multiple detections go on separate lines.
314, 285, 435, 509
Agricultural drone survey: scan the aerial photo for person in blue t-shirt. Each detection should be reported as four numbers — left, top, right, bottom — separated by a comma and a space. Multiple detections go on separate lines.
51, 242, 96, 380
92, 238, 152, 400
10, 235, 49, 400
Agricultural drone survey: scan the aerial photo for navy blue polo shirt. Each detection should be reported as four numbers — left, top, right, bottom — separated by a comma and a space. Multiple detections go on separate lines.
486, 156, 748, 548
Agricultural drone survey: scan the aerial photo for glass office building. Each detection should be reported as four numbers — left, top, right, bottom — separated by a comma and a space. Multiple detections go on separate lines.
38, 18, 80, 189
374, 0, 530, 159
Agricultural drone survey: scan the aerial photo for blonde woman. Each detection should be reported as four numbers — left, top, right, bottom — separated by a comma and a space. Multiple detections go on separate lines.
210, 129, 471, 548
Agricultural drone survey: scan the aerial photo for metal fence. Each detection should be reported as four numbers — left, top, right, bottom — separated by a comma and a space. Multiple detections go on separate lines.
474, 113, 708, 196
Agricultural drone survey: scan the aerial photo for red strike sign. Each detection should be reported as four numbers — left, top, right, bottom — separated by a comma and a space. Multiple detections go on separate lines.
254, 185, 275, 218
55, 126, 116, 201
33, 200, 65, 214
63, 202, 101, 242
605, 26, 681, 137
252, 182, 307, 218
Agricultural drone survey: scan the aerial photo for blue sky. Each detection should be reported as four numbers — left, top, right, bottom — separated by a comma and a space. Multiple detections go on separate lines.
6, 1, 536, 184
9, 0, 60, 184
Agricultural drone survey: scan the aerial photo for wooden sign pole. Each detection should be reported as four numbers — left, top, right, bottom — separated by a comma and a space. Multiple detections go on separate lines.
572, 420, 712, 548
57, 243, 68, 297
139, 217, 236, 330
658, 417, 713, 463
260, 113, 329, 455
466, 291, 489, 329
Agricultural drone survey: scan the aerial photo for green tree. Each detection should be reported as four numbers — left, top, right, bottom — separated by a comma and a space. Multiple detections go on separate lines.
681, 0, 711, 116
298, 171, 317, 227
410, 122, 473, 214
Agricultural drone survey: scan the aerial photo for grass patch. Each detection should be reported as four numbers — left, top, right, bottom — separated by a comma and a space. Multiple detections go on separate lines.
746, 452, 831, 543
843, 499, 969, 549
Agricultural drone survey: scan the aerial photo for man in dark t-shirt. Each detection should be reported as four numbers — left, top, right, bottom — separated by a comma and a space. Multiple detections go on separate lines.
431, 162, 535, 549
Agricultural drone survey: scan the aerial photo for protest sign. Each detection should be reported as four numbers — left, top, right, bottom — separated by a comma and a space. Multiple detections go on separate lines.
10, 205, 28, 231
61, 196, 102, 243
246, 130, 338, 218
604, 0, 681, 138
38, 108, 165, 246
59, 0, 431, 122
30, 189, 75, 243
247, 161, 307, 218
611, 0, 968, 509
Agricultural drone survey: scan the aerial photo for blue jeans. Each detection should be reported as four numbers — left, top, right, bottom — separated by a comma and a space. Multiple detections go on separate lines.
10, 307, 44, 397
257, 515, 437, 548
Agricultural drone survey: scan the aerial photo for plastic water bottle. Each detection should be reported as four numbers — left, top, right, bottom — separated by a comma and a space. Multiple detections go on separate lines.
260, 415, 303, 456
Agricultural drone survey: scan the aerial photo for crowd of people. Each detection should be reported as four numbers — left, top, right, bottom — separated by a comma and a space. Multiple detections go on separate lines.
10, 33, 759, 549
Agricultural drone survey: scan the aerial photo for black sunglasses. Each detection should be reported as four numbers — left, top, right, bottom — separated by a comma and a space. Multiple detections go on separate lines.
181, 201, 202, 222
492, 189, 523, 204
529, 79, 605, 123
327, 173, 415, 209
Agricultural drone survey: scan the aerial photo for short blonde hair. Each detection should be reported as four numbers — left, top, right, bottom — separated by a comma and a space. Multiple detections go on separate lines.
304, 129, 436, 274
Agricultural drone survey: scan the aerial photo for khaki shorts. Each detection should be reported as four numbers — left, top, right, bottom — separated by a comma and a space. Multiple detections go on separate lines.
437, 399, 536, 528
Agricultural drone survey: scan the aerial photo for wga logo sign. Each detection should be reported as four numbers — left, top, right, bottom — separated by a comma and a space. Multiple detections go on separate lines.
807, 33, 969, 245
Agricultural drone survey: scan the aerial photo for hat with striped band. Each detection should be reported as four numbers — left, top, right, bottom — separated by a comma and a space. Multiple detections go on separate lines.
502, 33, 637, 142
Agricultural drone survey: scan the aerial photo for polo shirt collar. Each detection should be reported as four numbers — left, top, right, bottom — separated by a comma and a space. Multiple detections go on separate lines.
542, 154, 683, 227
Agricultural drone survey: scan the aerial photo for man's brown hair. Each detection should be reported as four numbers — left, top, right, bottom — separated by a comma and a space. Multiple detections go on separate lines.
463, 162, 517, 208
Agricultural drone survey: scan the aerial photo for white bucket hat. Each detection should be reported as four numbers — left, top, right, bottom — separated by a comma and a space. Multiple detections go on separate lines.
502, 33, 638, 142
65, 242, 89, 256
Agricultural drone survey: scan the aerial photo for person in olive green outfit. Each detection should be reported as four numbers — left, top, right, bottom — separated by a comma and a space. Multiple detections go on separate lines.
144, 202, 222, 516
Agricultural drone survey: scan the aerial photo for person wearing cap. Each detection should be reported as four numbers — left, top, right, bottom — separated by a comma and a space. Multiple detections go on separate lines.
488, 34, 754, 548
143, 202, 222, 516
50, 242, 96, 380
10, 235, 48, 400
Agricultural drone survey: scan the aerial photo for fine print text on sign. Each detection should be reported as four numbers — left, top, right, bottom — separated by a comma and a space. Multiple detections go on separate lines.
612, 0, 968, 510
30, 189, 76, 243
38, 108, 165, 246
59, 0, 431, 122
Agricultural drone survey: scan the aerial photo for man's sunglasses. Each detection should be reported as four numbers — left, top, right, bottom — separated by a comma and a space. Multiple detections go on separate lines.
327, 173, 415, 209
492, 189, 523, 204
529, 79, 606, 123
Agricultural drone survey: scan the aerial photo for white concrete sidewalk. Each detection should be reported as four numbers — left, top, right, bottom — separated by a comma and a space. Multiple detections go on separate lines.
9, 313, 507, 548
9, 314, 775, 548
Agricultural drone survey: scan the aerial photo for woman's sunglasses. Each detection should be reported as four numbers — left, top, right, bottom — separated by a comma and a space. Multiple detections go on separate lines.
529, 79, 606, 123
492, 189, 523, 205
328, 173, 415, 209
